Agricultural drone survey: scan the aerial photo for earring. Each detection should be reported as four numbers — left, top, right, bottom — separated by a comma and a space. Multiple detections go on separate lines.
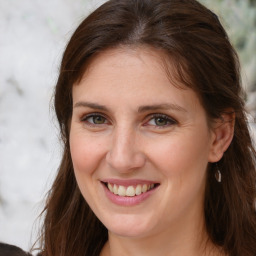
215, 164, 222, 183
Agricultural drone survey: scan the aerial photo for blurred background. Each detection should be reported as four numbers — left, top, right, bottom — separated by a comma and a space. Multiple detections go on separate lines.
0, 0, 255, 252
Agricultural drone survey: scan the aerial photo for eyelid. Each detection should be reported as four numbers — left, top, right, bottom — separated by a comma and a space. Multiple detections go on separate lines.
81, 112, 110, 125
79, 112, 177, 128
144, 113, 178, 127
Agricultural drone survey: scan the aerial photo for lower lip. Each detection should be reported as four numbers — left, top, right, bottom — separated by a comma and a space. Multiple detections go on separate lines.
102, 183, 158, 206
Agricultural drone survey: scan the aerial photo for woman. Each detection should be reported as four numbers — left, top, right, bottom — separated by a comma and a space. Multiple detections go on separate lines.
36, 0, 256, 255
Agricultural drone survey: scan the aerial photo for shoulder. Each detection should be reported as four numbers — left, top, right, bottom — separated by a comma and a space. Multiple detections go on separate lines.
0, 242, 32, 256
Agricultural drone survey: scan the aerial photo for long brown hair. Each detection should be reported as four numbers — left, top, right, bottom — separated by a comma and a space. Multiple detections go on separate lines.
37, 0, 256, 255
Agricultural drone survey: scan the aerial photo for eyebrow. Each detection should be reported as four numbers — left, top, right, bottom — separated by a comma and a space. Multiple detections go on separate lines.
74, 101, 108, 111
74, 101, 187, 113
138, 103, 187, 113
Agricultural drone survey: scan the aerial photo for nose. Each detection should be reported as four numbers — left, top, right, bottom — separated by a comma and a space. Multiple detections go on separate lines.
106, 127, 146, 173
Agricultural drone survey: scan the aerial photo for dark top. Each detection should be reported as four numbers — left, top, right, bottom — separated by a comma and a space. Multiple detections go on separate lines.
0, 242, 32, 256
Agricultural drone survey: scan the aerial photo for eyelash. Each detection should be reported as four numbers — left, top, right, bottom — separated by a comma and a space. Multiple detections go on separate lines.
144, 114, 177, 128
80, 113, 177, 128
81, 113, 110, 126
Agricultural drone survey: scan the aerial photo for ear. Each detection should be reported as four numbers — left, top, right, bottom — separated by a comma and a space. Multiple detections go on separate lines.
208, 110, 235, 163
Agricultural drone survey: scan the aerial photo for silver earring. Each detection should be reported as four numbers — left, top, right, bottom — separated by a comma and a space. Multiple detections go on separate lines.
215, 164, 222, 183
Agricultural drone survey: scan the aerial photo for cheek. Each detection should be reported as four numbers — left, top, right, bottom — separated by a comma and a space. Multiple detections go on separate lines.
70, 132, 105, 176
147, 133, 210, 220
148, 131, 211, 178
69, 132, 108, 208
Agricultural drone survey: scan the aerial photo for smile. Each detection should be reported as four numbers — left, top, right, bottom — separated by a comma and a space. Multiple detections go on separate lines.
106, 183, 156, 197
101, 180, 160, 206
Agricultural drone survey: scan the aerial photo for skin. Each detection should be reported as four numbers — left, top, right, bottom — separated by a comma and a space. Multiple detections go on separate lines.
70, 47, 233, 256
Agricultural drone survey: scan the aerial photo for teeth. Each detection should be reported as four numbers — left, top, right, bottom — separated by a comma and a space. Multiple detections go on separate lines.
107, 183, 113, 192
135, 184, 142, 195
118, 185, 126, 196
107, 183, 155, 197
113, 184, 118, 194
126, 186, 135, 197
142, 184, 147, 193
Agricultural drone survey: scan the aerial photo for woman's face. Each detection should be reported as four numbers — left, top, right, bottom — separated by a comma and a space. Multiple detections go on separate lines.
70, 47, 217, 238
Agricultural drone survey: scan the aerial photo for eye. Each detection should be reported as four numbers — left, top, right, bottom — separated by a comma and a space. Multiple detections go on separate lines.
82, 114, 108, 125
146, 114, 177, 127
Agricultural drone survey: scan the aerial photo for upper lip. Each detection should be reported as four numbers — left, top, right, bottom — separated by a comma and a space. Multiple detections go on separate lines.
101, 179, 160, 187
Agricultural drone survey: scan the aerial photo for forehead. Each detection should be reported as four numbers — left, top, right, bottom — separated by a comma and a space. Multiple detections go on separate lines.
76, 47, 176, 94
72, 47, 204, 118
76, 46, 189, 90
82, 46, 166, 77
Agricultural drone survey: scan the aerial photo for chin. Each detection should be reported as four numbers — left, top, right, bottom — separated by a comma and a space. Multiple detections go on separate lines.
102, 213, 155, 238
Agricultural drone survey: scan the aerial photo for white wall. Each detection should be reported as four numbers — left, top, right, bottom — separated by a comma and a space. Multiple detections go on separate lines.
0, 0, 106, 251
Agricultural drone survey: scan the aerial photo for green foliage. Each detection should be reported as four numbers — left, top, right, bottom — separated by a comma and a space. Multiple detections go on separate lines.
199, 0, 256, 91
